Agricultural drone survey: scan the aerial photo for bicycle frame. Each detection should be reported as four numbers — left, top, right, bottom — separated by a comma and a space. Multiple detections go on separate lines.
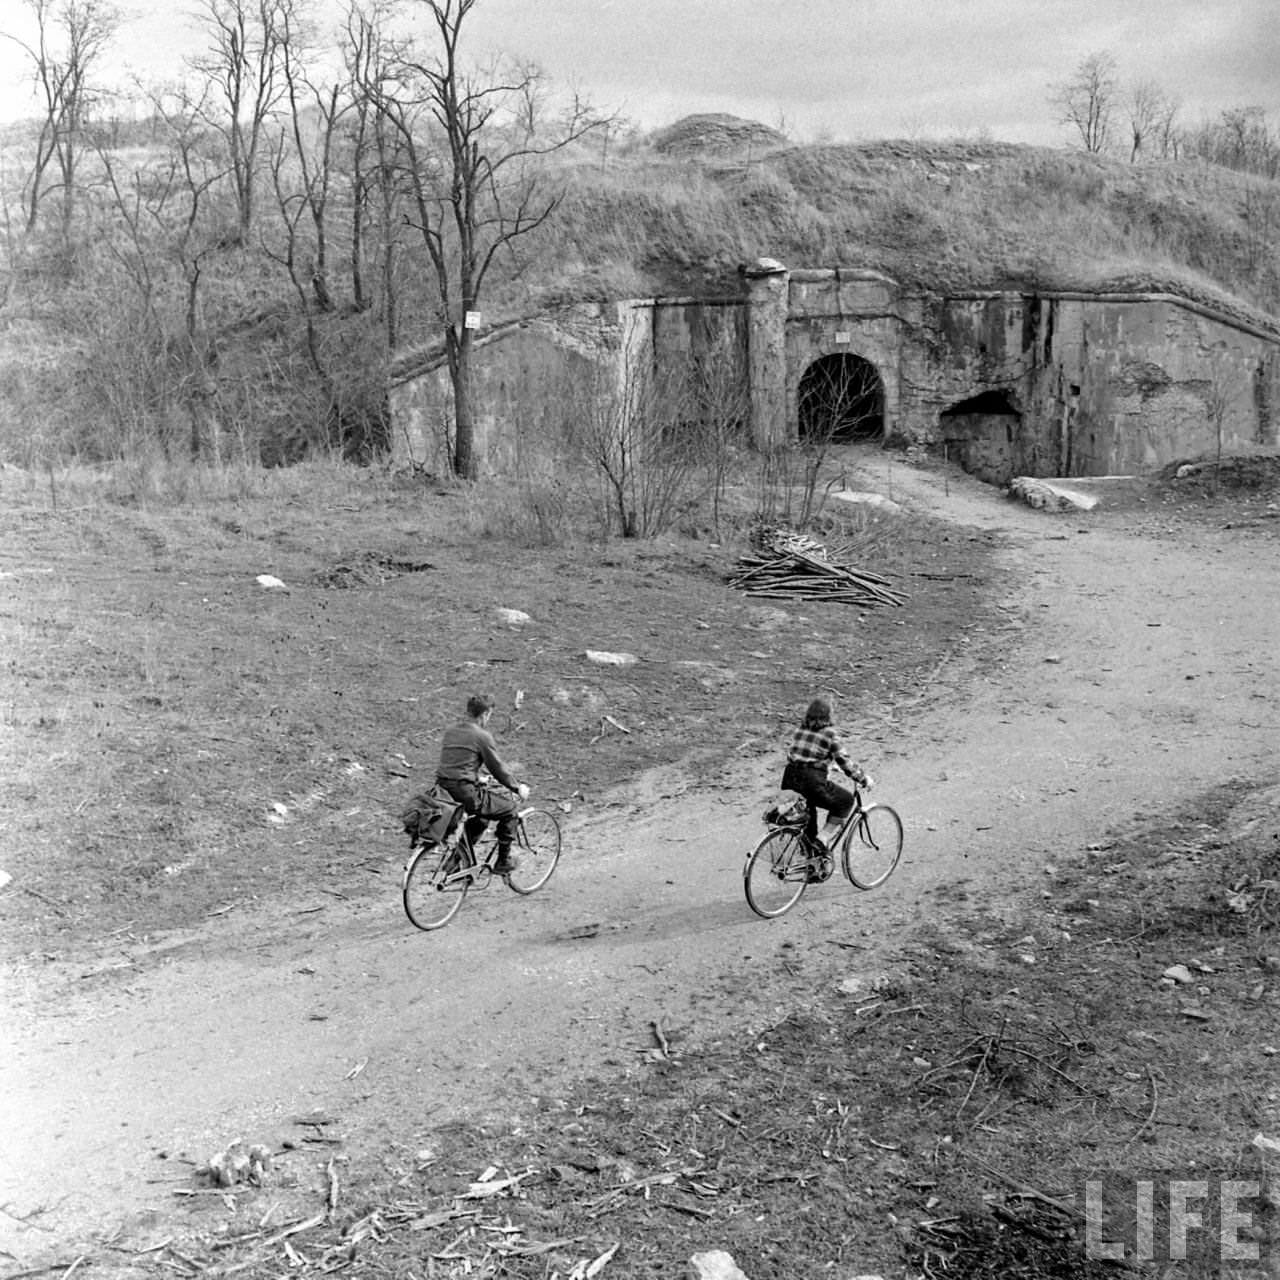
443, 817, 521, 887
796, 789, 867, 860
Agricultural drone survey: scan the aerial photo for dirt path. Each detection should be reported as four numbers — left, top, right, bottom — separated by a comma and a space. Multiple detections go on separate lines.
4, 462, 1278, 1260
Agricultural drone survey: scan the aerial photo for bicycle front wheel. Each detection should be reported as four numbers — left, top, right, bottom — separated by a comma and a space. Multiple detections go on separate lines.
744, 827, 810, 919
843, 804, 903, 889
507, 807, 562, 895
403, 843, 469, 930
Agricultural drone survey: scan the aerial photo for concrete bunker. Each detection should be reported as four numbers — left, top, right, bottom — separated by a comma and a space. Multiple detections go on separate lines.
391, 265, 1280, 478
797, 353, 885, 443
939, 389, 1022, 485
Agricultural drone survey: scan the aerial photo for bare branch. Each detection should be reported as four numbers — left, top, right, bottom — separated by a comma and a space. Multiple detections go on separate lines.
1048, 51, 1118, 154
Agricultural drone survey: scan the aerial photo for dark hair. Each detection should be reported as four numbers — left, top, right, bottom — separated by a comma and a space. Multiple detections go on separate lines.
466, 694, 495, 718
802, 697, 832, 730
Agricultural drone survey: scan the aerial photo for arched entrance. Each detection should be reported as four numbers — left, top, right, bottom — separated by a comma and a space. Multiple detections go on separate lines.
797, 353, 884, 443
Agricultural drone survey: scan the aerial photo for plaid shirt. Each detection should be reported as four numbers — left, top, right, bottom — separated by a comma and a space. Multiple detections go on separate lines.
787, 724, 860, 779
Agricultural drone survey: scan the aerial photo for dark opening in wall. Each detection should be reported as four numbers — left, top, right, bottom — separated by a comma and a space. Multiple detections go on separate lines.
797, 353, 884, 442
941, 389, 1019, 418
939, 388, 1022, 485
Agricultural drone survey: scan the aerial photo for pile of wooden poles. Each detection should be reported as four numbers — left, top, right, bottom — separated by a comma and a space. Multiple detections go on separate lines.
727, 527, 907, 608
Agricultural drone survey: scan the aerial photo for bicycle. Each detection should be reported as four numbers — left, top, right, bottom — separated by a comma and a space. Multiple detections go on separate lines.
402, 794, 562, 931
744, 786, 903, 919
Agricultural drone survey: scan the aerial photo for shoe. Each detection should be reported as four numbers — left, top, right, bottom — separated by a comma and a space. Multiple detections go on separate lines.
491, 850, 520, 876
807, 858, 833, 884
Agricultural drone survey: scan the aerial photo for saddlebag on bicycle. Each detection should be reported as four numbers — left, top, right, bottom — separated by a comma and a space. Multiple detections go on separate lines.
762, 796, 809, 828
399, 787, 462, 847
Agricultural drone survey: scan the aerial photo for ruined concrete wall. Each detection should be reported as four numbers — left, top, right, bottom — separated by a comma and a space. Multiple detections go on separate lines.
389, 305, 622, 474
1028, 297, 1280, 475
888, 289, 1280, 478
389, 268, 1280, 482
649, 297, 749, 423
390, 297, 746, 473
897, 294, 1036, 459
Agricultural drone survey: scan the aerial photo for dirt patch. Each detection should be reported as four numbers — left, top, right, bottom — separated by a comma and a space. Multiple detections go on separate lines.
0, 457, 1000, 961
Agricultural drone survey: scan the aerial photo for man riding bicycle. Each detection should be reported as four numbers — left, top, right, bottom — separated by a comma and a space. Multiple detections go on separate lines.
435, 694, 530, 876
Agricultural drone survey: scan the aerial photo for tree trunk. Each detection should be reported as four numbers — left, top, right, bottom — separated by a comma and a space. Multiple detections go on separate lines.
450, 326, 478, 479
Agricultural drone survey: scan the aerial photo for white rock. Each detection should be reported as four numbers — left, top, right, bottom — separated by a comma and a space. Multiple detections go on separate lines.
690, 1251, 751, 1280
0, 870, 10, 891
830, 489, 902, 513
1162, 964, 1195, 985
585, 650, 637, 667
495, 607, 531, 627
255, 574, 288, 590
837, 971, 893, 998
1008, 477, 1097, 512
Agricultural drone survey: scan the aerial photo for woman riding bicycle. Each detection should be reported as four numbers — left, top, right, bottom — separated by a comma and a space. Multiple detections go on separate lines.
781, 696, 871, 852
435, 694, 530, 876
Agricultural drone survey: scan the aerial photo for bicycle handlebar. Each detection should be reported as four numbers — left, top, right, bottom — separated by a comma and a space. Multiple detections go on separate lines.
476, 769, 531, 800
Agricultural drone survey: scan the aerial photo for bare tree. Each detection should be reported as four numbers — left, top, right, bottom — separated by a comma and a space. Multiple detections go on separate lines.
91, 90, 234, 455
1182, 105, 1279, 178
1221, 106, 1278, 177
565, 355, 723, 539
1125, 78, 1173, 162
341, 0, 406, 342
1049, 51, 1118, 154
3, 0, 121, 236
186, 0, 300, 241
277, 27, 342, 313
1152, 91, 1182, 159
373, 0, 607, 479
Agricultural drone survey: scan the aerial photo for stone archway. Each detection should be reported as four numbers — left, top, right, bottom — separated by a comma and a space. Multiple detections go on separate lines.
797, 353, 885, 443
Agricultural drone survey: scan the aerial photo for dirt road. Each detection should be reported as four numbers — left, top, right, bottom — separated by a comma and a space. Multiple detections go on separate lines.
3, 461, 1277, 1260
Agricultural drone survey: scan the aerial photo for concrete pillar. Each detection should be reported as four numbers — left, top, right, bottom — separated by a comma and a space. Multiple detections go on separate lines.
743, 258, 790, 449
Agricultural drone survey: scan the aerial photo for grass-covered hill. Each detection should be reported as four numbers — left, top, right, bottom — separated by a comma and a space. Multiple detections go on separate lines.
534, 118, 1280, 330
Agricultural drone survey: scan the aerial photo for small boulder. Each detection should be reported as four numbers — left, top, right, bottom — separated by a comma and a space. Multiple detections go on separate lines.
690, 1251, 751, 1280
585, 650, 637, 667
1008, 477, 1098, 512
830, 489, 902, 513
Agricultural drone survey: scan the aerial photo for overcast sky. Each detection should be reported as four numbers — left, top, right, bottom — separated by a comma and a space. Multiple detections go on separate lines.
0, 0, 1275, 146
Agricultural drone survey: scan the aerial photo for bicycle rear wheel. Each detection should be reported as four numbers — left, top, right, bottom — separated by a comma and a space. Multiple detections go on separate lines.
744, 827, 811, 919
507, 807, 562, 895
842, 804, 903, 889
403, 843, 469, 930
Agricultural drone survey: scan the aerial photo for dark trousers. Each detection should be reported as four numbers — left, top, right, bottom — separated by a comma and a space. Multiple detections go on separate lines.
436, 778, 518, 853
781, 760, 854, 842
